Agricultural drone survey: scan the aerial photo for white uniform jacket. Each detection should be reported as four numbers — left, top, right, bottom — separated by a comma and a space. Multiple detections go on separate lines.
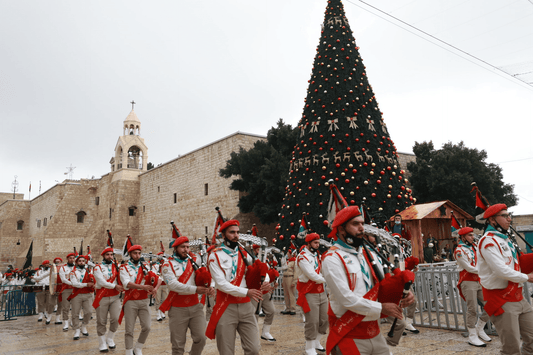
322, 241, 382, 320
32, 269, 50, 286
69, 267, 92, 288
161, 257, 197, 295
120, 261, 149, 290
297, 247, 326, 284
455, 241, 478, 274
59, 264, 75, 287
94, 263, 120, 290
208, 245, 255, 298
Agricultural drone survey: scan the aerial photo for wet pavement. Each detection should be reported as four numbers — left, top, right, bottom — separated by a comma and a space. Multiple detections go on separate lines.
0, 301, 502, 354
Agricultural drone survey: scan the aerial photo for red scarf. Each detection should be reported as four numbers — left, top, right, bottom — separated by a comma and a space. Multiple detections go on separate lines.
159, 260, 198, 312
92, 263, 120, 309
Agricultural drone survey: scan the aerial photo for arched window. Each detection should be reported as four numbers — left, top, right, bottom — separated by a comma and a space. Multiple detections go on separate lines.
17, 220, 24, 230
76, 211, 87, 223
43, 218, 47, 227
128, 206, 137, 217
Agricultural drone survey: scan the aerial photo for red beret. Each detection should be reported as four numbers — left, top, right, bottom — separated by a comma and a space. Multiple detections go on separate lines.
483, 204, 507, 219
172, 236, 189, 248
42, 260, 50, 265
54, 257, 63, 263
128, 245, 142, 253
5, 273, 12, 277
458, 227, 474, 236
76, 255, 87, 261
67, 252, 77, 258
272, 260, 278, 267
35, 268, 40, 271
252, 244, 260, 250
220, 219, 240, 233
405, 256, 419, 271
101, 247, 114, 256
207, 245, 216, 254
328, 206, 362, 239
305, 233, 320, 243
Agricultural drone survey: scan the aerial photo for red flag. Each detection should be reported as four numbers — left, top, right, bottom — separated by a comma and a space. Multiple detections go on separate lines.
451, 212, 462, 230
171, 224, 182, 239
327, 182, 348, 225
211, 213, 224, 245
160, 241, 165, 254
87, 246, 92, 261
475, 190, 488, 211
107, 230, 114, 248
123, 235, 133, 257
251, 225, 258, 236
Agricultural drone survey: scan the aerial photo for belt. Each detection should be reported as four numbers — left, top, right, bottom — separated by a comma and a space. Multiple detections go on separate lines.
283, 275, 294, 277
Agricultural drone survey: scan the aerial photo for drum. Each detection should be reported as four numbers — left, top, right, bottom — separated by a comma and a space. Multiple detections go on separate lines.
49, 264, 59, 295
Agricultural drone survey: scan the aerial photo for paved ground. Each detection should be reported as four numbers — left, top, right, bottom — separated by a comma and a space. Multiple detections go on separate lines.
0, 301, 502, 355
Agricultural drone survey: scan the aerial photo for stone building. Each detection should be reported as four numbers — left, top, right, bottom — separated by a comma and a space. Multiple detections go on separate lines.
0, 109, 418, 270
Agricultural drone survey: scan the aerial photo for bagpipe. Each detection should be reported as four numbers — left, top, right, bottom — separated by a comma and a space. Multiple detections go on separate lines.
328, 181, 415, 338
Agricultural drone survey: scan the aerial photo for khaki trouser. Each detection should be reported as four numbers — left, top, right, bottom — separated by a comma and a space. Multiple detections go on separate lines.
155, 285, 169, 312
385, 315, 406, 346
461, 280, 489, 328
124, 298, 151, 350
36, 291, 47, 314
215, 302, 260, 355
205, 292, 216, 321
47, 294, 58, 315
251, 294, 275, 325
490, 298, 533, 355
405, 294, 417, 319
168, 303, 206, 355
304, 292, 328, 341
96, 294, 121, 336
70, 293, 93, 330
334, 334, 389, 355
60, 288, 74, 320
282, 276, 296, 311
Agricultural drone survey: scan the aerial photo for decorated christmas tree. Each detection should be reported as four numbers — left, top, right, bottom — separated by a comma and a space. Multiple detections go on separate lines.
275, 0, 414, 253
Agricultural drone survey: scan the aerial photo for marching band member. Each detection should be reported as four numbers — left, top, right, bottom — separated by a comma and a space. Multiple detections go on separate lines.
160, 236, 214, 355
322, 206, 414, 355
206, 219, 267, 355
454, 227, 490, 347
119, 245, 159, 355
93, 247, 124, 352
59, 252, 77, 331
297, 233, 328, 355
205, 245, 217, 321
403, 256, 420, 335
31, 260, 52, 324
52, 257, 64, 324
280, 250, 297, 316
69, 254, 95, 340
477, 204, 533, 354
154, 252, 169, 322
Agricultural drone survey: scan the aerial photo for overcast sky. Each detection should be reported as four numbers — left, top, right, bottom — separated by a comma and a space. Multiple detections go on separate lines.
1, 0, 532, 215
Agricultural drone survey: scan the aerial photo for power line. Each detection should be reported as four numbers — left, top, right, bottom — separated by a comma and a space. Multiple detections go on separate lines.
496, 157, 533, 164
344, 0, 533, 90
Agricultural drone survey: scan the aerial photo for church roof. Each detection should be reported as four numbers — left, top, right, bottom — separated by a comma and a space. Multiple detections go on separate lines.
124, 110, 140, 123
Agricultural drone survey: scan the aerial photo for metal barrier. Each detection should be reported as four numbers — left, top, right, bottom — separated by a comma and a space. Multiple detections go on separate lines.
412, 262, 531, 334
0, 285, 37, 321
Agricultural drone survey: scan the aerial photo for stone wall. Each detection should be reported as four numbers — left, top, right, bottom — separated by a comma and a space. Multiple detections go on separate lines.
0, 200, 31, 270
0, 192, 24, 205
137, 132, 275, 253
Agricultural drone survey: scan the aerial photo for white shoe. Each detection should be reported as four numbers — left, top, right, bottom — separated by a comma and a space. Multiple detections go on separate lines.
73, 329, 81, 340
63, 320, 69, 331
261, 324, 276, 342
45, 314, 52, 325
54, 305, 58, 312
55, 315, 62, 324
475, 320, 491, 342
406, 317, 420, 334
468, 328, 486, 347
156, 310, 162, 322
98, 335, 109, 352
125, 350, 134, 355
38, 312, 43, 322
81, 325, 89, 336
133, 341, 144, 355
305, 340, 318, 355
106, 331, 116, 349
315, 333, 325, 352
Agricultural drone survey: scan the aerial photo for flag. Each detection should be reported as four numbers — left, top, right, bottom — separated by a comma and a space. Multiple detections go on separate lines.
29, 182, 31, 192
122, 235, 133, 258
80, 239, 84, 258
451, 211, 462, 231
160, 241, 165, 254
471, 184, 489, 216
171, 223, 182, 239
360, 202, 371, 225
211, 213, 225, 245
23, 240, 33, 269
74, 247, 78, 256
327, 182, 348, 226
107, 230, 114, 248
297, 214, 308, 239
87, 246, 92, 260
251, 224, 258, 236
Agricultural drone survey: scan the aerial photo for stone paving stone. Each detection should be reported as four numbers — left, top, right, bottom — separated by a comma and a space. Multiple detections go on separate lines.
1, 301, 503, 355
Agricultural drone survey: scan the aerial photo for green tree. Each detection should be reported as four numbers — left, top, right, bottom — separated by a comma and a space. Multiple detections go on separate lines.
147, 162, 154, 170
219, 119, 298, 224
407, 141, 517, 217
274, 0, 414, 253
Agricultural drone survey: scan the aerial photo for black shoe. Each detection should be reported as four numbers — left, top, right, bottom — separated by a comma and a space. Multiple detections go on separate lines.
38, 318, 43, 322
157, 317, 163, 322
261, 335, 276, 342
289, 311, 296, 315
280, 310, 290, 315
403, 332, 407, 336
259, 313, 266, 317
316, 347, 326, 353
46, 320, 50, 325
407, 328, 420, 334
73, 336, 79, 340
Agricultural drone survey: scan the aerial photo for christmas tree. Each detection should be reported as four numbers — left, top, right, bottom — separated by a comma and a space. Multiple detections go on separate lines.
275, 0, 414, 253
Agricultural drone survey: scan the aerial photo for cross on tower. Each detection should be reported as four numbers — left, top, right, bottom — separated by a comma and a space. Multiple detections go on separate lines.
130, 100, 136, 110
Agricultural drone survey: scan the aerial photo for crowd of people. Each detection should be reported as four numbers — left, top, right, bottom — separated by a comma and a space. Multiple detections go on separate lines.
1, 202, 532, 355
